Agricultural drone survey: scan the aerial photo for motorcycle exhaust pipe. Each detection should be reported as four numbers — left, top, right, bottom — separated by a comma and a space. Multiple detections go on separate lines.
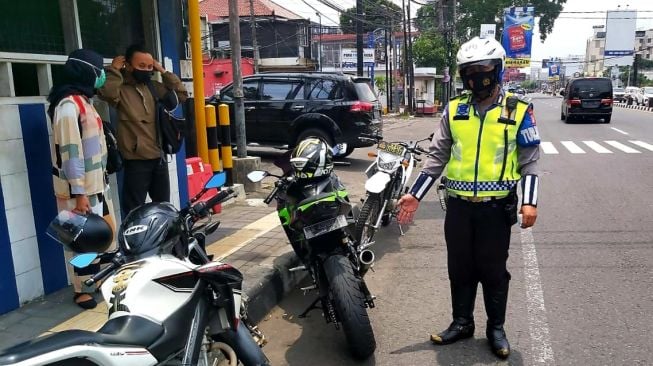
359, 249, 375, 277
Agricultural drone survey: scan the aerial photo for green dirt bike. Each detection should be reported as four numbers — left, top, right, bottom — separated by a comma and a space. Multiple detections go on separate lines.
247, 166, 376, 360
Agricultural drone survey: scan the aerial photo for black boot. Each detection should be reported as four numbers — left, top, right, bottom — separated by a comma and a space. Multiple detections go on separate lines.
431, 283, 477, 345
483, 282, 510, 359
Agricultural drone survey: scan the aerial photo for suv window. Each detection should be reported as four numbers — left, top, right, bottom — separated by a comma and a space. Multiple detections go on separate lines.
221, 80, 260, 101
308, 79, 341, 100
262, 81, 296, 100
569, 79, 611, 99
354, 81, 377, 102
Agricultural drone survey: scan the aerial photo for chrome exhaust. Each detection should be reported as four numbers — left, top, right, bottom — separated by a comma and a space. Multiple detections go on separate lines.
359, 249, 375, 277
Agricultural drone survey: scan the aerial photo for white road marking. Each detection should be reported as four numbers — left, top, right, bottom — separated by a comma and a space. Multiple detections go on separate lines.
610, 127, 629, 135
604, 140, 641, 153
540, 142, 559, 154
560, 141, 585, 154
582, 141, 612, 154
629, 140, 653, 152
520, 227, 556, 365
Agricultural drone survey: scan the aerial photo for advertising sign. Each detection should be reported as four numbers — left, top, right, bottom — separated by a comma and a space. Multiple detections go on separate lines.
501, 6, 535, 68
604, 10, 637, 67
480, 24, 497, 39
341, 48, 375, 66
547, 60, 561, 81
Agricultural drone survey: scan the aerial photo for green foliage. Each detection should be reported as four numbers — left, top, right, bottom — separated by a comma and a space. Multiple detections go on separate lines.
412, 31, 448, 70
340, 0, 403, 33
520, 80, 538, 90
415, 0, 566, 42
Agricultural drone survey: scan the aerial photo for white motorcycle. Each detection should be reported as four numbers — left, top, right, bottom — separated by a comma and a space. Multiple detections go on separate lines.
355, 135, 432, 247
0, 173, 269, 366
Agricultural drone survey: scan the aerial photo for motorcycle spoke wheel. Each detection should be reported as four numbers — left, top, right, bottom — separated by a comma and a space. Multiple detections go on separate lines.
355, 195, 381, 247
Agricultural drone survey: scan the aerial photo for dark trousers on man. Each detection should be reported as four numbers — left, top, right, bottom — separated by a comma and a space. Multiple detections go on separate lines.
443, 196, 514, 330
122, 159, 170, 215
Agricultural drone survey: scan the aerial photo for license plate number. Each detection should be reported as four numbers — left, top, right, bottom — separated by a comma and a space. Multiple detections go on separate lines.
378, 141, 405, 156
582, 101, 600, 108
303, 215, 348, 239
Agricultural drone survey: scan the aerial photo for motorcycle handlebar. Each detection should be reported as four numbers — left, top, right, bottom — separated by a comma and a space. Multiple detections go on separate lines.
84, 254, 122, 288
192, 188, 235, 218
264, 184, 279, 205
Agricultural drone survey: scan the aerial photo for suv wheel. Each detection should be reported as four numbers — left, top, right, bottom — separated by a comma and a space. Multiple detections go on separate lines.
296, 128, 334, 148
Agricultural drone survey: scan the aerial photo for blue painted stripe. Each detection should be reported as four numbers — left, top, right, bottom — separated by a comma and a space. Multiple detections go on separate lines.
0, 179, 20, 314
18, 104, 68, 294
158, 0, 189, 205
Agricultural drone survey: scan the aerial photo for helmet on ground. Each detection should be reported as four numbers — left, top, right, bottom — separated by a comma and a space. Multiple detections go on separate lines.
47, 211, 113, 253
118, 202, 182, 259
289, 137, 334, 180
456, 36, 506, 80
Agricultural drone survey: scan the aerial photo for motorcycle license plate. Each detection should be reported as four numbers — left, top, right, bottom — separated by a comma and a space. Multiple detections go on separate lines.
378, 141, 405, 156
303, 215, 348, 239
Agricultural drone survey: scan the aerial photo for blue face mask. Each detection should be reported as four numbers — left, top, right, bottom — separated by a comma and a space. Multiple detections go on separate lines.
95, 69, 106, 89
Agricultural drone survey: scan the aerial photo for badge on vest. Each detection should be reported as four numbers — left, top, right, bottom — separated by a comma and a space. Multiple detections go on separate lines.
453, 103, 470, 120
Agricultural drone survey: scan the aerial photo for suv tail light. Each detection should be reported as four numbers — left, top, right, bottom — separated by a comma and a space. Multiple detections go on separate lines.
600, 98, 613, 106
567, 99, 581, 106
351, 101, 374, 112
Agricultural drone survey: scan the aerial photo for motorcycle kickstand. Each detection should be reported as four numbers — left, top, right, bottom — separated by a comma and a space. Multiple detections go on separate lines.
298, 297, 322, 318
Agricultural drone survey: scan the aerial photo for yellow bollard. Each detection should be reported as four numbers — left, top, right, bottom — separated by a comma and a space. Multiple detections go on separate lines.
205, 105, 221, 173
218, 104, 234, 186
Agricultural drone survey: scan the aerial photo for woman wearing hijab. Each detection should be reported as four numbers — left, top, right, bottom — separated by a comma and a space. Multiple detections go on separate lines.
48, 49, 116, 309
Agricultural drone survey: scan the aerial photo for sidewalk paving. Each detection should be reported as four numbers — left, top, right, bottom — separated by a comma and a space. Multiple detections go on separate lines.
0, 199, 304, 351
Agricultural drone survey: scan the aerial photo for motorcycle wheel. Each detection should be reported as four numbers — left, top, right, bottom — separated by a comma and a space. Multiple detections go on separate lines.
355, 194, 381, 247
324, 255, 376, 359
380, 213, 391, 227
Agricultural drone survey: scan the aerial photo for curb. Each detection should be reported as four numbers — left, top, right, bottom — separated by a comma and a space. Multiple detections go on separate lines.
614, 103, 653, 112
242, 250, 307, 324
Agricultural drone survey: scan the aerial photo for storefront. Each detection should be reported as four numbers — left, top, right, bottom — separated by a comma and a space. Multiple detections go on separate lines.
0, 0, 189, 314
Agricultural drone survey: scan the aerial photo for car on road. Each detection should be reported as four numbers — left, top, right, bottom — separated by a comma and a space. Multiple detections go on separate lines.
641, 87, 653, 107
613, 87, 625, 103
208, 72, 383, 157
560, 77, 613, 123
624, 86, 644, 105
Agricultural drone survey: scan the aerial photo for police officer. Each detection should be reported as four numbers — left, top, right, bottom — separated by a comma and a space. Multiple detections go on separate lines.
397, 36, 540, 359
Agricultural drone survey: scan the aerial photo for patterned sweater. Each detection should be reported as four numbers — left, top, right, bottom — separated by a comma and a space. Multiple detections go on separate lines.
51, 95, 107, 199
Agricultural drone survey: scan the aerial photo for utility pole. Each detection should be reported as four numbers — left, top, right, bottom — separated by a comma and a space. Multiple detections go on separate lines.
229, 0, 247, 157
249, 0, 259, 73
356, 0, 364, 76
317, 13, 323, 71
384, 24, 390, 110
633, 53, 640, 87
407, 0, 414, 113
389, 19, 394, 112
402, 0, 408, 110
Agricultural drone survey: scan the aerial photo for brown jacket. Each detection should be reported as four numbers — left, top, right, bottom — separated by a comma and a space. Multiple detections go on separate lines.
98, 67, 188, 160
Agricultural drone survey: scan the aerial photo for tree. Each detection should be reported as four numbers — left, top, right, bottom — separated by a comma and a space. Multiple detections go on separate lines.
340, 0, 403, 34
415, 0, 567, 42
412, 31, 448, 70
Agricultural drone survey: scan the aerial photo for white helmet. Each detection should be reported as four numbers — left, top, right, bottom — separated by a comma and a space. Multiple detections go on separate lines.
456, 36, 506, 73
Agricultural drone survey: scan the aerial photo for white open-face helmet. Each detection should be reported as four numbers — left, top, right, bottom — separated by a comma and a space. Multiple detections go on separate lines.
456, 36, 506, 78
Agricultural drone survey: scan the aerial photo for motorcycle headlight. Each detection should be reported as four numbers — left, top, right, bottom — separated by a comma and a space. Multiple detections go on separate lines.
377, 151, 402, 171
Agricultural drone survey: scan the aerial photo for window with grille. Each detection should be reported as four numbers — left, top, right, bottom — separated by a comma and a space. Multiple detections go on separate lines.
0, 0, 66, 55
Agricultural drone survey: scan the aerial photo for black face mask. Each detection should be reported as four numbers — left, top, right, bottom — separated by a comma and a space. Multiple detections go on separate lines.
463, 69, 498, 100
132, 69, 153, 84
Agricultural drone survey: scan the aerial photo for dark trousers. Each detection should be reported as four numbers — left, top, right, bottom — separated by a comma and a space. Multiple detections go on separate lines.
122, 159, 170, 215
444, 197, 513, 289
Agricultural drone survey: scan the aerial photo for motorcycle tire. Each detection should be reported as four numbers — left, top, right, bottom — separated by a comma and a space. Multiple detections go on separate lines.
354, 194, 381, 247
211, 325, 270, 366
323, 255, 376, 359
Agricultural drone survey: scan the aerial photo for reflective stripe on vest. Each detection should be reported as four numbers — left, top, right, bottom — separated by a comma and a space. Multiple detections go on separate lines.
446, 93, 528, 197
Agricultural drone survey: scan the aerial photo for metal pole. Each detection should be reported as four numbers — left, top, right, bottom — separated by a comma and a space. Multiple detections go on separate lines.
188, 0, 209, 162
356, 0, 364, 76
385, 26, 390, 111
249, 0, 259, 73
388, 20, 394, 112
407, 0, 414, 113
318, 13, 323, 71
229, 0, 247, 157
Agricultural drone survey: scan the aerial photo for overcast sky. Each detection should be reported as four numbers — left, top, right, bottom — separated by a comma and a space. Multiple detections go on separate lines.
281, 0, 653, 62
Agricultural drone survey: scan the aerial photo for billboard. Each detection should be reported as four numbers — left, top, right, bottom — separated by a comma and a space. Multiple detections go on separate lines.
480, 24, 497, 39
604, 10, 637, 67
547, 60, 562, 81
501, 6, 535, 68
341, 48, 375, 66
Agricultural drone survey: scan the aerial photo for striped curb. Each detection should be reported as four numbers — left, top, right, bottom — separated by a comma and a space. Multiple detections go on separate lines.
614, 103, 653, 112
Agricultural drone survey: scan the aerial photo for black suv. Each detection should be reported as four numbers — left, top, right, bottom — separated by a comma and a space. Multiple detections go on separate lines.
209, 72, 383, 156
560, 77, 613, 123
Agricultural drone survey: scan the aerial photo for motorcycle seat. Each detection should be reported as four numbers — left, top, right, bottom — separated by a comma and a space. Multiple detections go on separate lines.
0, 315, 163, 364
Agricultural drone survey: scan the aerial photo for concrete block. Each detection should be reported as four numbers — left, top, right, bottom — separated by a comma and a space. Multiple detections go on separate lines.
232, 156, 261, 193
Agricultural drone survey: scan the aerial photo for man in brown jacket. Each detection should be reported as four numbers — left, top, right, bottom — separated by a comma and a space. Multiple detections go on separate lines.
99, 44, 188, 215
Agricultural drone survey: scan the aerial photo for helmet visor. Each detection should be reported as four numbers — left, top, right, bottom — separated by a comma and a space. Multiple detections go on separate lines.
459, 58, 502, 71
46, 210, 87, 250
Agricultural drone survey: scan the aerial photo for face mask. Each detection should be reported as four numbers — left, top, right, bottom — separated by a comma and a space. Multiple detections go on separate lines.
94, 69, 106, 89
132, 69, 153, 84
463, 69, 498, 100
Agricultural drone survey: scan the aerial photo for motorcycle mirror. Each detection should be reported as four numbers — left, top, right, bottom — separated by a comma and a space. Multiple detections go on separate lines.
247, 170, 268, 183
69, 252, 98, 269
205, 172, 227, 189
